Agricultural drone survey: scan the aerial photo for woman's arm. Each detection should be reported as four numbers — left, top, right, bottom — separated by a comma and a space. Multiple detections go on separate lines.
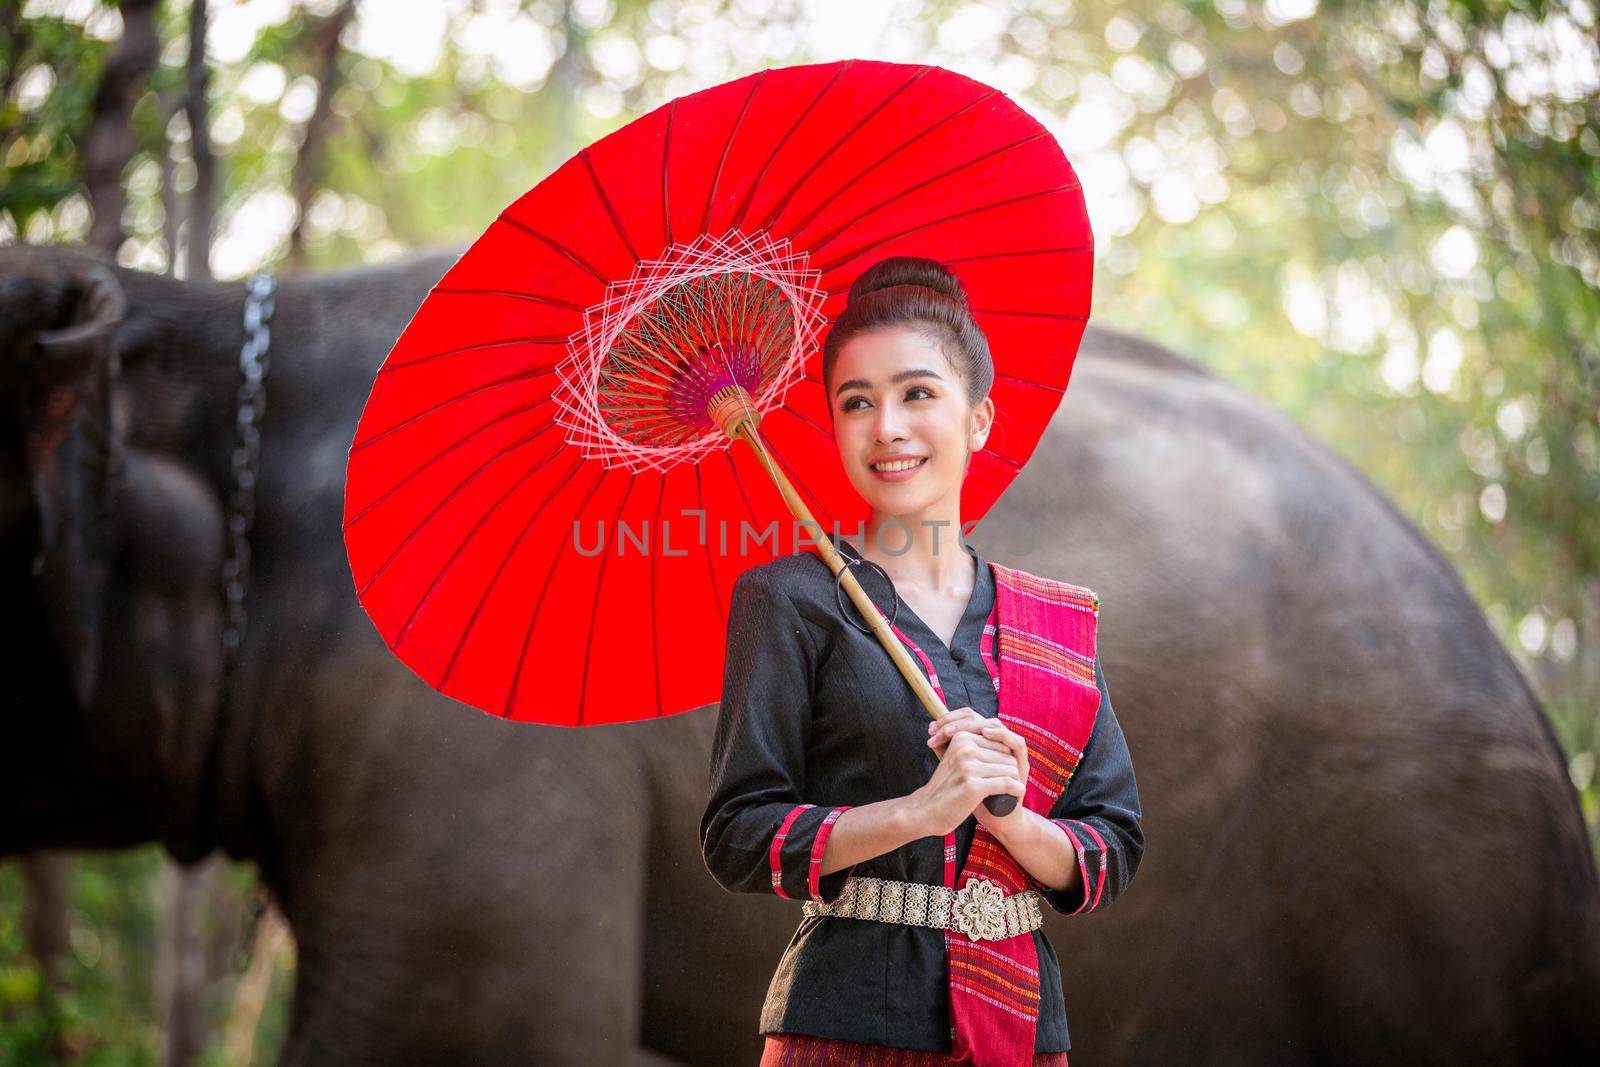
700, 567, 876, 903
985, 806, 1084, 899
1006, 652, 1145, 915
811, 795, 929, 877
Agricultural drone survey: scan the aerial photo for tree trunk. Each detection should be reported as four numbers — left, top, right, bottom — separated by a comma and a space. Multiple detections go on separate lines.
221, 903, 294, 1067
158, 92, 183, 277
156, 855, 220, 1067
184, 0, 215, 279
84, 0, 160, 253
286, 0, 356, 273
20, 851, 73, 990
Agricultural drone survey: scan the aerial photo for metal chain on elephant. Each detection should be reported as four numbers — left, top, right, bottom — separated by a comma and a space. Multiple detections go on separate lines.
223, 267, 276, 682
222, 266, 277, 977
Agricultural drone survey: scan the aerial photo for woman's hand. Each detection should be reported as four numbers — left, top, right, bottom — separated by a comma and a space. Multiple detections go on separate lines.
906, 707, 1027, 837
964, 718, 1030, 837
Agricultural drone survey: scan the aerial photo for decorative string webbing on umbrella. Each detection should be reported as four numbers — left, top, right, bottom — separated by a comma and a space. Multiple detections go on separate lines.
551, 228, 827, 473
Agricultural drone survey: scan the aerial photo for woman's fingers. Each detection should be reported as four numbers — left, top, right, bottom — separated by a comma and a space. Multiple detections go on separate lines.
980, 724, 1028, 779
932, 728, 1026, 794
951, 737, 1024, 778
928, 709, 983, 754
979, 723, 1024, 759
969, 772, 1026, 798
929, 710, 1002, 744
928, 708, 983, 735
928, 728, 1012, 756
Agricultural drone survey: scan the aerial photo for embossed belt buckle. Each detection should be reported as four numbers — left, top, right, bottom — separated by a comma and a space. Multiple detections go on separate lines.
951, 877, 1007, 941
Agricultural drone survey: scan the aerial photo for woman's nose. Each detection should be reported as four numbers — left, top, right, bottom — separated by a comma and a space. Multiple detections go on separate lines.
872, 401, 907, 442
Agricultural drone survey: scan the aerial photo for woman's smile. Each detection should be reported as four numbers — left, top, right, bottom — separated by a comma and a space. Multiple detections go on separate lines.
869, 454, 929, 481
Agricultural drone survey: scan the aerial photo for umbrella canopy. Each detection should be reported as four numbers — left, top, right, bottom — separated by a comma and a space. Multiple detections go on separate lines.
342, 58, 1093, 726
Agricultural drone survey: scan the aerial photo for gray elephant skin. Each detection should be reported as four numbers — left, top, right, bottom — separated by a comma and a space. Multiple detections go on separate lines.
2, 242, 1598, 1066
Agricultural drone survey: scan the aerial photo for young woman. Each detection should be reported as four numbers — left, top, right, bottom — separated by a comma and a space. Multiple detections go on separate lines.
700, 256, 1144, 1065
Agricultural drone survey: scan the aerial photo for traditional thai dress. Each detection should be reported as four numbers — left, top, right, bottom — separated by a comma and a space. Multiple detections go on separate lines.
701, 533, 1143, 1064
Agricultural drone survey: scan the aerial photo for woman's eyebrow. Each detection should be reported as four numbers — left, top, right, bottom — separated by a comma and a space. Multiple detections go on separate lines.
834, 368, 944, 397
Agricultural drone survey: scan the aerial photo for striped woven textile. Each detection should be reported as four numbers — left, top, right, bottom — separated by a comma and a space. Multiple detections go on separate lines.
760, 1032, 1070, 1065
886, 562, 1100, 1067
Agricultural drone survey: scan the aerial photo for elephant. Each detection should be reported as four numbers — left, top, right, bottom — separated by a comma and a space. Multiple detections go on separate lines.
2, 240, 1598, 1065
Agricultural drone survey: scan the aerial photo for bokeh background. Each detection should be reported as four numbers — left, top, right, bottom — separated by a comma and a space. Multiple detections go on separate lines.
2, 0, 1596, 1063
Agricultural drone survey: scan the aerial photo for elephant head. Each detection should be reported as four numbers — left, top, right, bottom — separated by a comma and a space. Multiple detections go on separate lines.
0, 243, 229, 861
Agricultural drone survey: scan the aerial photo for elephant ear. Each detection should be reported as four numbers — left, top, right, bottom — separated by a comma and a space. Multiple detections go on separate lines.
22, 261, 128, 707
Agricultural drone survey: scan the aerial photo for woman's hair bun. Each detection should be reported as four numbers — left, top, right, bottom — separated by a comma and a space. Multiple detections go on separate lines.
823, 253, 993, 404
845, 256, 970, 309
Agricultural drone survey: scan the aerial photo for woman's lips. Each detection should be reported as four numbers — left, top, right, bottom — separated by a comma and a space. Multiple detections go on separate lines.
869, 456, 928, 482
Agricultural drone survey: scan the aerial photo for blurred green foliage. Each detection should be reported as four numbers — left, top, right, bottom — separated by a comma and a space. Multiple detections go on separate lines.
2, 848, 163, 1067
0, 849, 292, 1065
1, 0, 1596, 1062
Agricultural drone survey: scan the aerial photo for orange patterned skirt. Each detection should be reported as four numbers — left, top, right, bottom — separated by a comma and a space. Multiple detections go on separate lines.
761, 1032, 1069, 1065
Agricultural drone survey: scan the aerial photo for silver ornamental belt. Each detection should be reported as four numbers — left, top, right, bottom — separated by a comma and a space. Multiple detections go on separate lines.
800, 875, 1043, 942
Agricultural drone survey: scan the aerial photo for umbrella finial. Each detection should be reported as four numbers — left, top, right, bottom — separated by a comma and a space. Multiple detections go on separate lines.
548, 229, 827, 475
708, 382, 761, 440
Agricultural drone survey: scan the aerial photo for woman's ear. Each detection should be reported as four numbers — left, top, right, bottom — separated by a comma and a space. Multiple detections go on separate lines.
969, 395, 994, 451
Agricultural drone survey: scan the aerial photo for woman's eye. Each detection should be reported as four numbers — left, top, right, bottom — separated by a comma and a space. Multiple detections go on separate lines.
842, 387, 933, 412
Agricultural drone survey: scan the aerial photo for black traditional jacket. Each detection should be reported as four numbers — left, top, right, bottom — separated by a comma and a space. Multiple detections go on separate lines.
700, 535, 1144, 1052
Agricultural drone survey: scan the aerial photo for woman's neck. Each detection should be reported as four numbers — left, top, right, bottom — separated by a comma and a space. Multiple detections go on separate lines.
854, 511, 971, 594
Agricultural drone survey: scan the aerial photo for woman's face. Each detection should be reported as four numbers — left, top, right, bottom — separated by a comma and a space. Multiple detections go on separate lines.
829, 325, 993, 520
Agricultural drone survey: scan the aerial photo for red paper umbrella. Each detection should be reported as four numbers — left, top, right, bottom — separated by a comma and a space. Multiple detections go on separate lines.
342, 58, 1093, 731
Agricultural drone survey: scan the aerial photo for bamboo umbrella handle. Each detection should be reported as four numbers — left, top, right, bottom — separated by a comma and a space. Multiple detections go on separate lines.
715, 390, 1018, 817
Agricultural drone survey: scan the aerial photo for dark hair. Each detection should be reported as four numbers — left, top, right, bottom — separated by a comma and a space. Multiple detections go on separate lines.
821, 256, 994, 406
